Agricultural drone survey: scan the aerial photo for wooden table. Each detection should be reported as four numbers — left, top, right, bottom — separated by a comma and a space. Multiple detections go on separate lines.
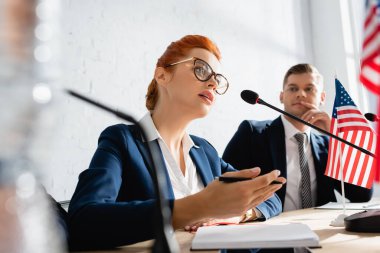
266, 208, 380, 253
73, 205, 380, 253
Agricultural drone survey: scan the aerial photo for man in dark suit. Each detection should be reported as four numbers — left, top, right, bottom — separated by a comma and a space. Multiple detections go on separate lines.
223, 64, 372, 211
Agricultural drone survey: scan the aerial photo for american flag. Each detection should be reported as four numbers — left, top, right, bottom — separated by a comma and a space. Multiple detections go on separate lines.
359, 0, 380, 182
360, 0, 380, 93
325, 79, 377, 189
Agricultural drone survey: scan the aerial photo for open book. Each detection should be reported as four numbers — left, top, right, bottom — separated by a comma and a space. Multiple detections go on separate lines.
191, 223, 320, 250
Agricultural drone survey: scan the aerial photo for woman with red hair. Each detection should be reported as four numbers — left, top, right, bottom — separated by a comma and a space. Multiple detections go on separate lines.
68, 35, 286, 250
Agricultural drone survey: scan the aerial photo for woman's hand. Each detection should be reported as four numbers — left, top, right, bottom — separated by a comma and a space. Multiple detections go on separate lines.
184, 216, 241, 233
184, 220, 209, 233
197, 168, 285, 219
172, 167, 285, 229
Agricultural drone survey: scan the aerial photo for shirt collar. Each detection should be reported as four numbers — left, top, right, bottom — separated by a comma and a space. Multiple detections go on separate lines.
139, 112, 199, 149
139, 112, 161, 142
281, 114, 311, 143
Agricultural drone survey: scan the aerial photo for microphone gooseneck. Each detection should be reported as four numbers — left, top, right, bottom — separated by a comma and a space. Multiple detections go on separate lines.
364, 113, 379, 122
241, 90, 375, 158
66, 89, 179, 253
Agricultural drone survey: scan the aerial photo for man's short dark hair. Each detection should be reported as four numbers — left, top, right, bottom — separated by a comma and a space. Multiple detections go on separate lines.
283, 63, 323, 87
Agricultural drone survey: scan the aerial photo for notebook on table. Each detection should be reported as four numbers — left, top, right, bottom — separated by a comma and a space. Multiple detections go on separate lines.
191, 223, 320, 250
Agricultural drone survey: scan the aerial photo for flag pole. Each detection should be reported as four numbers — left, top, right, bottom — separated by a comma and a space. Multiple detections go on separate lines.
338, 141, 346, 215
329, 76, 348, 227
335, 72, 346, 215
330, 139, 348, 227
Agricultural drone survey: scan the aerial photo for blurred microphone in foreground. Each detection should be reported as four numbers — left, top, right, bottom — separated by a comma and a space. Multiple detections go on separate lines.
66, 89, 179, 253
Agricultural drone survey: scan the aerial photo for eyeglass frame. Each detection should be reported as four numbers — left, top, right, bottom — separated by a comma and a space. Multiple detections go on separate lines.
164, 57, 229, 95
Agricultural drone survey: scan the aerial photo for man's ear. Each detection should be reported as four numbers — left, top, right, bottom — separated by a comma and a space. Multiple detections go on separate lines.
320, 91, 326, 106
154, 67, 171, 87
279, 91, 284, 104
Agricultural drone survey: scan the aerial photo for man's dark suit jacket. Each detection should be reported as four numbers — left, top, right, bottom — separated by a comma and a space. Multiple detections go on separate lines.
68, 124, 282, 250
223, 117, 372, 209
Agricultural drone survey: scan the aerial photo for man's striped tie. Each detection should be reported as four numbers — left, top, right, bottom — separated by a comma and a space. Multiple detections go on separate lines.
294, 133, 313, 208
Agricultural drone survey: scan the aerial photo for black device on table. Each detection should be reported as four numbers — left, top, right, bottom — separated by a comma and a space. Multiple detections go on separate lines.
344, 209, 380, 233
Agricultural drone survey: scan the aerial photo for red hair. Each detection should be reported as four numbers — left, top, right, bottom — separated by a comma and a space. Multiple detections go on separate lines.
146, 35, 221, 110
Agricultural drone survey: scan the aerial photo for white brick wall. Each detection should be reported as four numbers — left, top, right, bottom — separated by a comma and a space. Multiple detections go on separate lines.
44, 0, 379, 201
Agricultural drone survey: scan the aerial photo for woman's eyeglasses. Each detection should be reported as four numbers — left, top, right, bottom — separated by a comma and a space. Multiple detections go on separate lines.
165, 57, 229, 95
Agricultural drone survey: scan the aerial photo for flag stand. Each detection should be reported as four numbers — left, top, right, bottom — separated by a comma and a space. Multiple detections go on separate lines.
330, 140, 347, 227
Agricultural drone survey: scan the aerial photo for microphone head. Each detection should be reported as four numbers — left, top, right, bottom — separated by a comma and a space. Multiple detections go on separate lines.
364, 113, 378, 122
241, 90, 260, 105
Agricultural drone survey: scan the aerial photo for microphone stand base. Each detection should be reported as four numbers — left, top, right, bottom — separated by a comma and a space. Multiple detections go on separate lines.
330, 213, 348, 227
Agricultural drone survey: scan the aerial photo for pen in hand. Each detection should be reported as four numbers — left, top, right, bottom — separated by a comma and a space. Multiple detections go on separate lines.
217, 176, 283, 185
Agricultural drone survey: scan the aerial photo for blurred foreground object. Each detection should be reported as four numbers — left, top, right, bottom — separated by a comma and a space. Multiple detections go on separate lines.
359, 0, 380, 183
0, 0, 66, 252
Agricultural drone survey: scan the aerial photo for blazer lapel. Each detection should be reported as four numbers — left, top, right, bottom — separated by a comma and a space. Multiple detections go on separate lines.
189, 146, 214, 186
135, 138, 154, 174
132, 127, 175, 199
310, 133, 326, 175
269, 117, 287, 177
268, 117, 287, 203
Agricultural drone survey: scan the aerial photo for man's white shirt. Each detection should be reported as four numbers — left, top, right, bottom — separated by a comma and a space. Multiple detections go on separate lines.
281, 115, 317, 211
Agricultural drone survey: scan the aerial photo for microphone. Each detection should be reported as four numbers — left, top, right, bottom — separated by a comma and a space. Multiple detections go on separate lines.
241, 90, 375, 158
66, 89, 179, 253
364, 113, 379, 122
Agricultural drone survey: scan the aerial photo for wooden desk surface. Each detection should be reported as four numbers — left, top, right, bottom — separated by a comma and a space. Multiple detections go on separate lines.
73, 205, 380, 253
266, 208, 380, 253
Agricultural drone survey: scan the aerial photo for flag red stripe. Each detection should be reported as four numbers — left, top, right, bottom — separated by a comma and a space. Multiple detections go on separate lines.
363, 132, 374, 188
326, 120, 338, 178
332, 138, 339, 178
362, 50, 380, 65
363, 132, 376, 187
334, 132, 346, 179
338, 126, 373, 132
357, 153, 368, 186
364, 4, 377, 28
360, 73, 380, 94
357, 132, 374, 187
342, 132, 355, 181
337, 118, 368, 124
366, 60, 380, 72
366, 160, 376, 187
337, 109, 362, 115
363, 24, 380, 48
350, 132, 366, 184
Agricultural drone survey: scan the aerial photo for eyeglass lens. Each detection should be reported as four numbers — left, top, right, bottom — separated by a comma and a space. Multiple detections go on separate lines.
193, 59, 228, 93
